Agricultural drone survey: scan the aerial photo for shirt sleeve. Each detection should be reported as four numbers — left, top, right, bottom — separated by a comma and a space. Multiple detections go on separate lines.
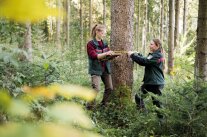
130, 53, 161, 66
87, 42, 98, 59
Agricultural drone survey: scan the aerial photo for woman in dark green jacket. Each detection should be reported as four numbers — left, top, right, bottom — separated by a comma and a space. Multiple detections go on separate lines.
128, 39, 165, 111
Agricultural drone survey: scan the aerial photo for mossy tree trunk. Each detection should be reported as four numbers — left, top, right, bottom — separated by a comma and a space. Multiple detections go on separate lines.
110, 0, 134, 99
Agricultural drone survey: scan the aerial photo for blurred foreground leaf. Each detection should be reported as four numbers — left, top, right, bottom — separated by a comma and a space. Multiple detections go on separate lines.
52, 84, 96, 101
0, 91, 11, 111
23, 84, 96, 101
8, 100, 30, 117
48, 103, 93, 129
0, 0, 63, 23
0, 123, 103, 137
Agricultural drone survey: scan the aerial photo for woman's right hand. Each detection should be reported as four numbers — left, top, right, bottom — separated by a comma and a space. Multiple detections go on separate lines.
105, 51, 114, 56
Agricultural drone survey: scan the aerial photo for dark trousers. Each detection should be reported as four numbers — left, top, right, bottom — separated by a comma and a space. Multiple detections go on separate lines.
135, 84, 164, 108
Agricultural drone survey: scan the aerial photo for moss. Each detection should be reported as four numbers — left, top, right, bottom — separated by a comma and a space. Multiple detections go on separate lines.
108, 85, 133, 108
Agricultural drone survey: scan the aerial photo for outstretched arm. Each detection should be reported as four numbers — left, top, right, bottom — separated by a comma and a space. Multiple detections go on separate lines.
128, 51, 161, 66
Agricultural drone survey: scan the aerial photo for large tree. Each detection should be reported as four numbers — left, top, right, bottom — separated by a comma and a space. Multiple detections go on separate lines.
110, 0, 134, 90
195, 0, 207, 87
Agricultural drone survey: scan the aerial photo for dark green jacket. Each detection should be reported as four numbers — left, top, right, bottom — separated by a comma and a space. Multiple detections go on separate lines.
88, 39, 111, 75
130, 49, 165, 85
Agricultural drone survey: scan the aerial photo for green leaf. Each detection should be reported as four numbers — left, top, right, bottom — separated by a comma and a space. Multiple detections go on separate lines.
43, 63, 49, 70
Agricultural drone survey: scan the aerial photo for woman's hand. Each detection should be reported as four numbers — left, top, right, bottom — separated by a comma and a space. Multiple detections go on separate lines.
105, 51, 114, 56
127, 51, 134, 57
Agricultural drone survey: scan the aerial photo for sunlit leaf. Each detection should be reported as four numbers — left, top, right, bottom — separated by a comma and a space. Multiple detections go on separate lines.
47, 103, 93, 129
22, 84, 96, 101
0, 0, 63, 23
83, 131, 104, 137
0, 123, 102, 137
50, 84, 96, 101
42, 124, 102, 137
0, 90, 11, 111
0, 123, 43, 137
22, 86, 55, 99
8, 100, 30, 117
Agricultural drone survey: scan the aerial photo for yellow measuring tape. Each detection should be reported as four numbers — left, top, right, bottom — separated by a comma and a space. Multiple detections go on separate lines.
113, 51, 129, 54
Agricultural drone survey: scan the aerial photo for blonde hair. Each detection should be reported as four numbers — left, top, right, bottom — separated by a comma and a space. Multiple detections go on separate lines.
91, 24, 106, 38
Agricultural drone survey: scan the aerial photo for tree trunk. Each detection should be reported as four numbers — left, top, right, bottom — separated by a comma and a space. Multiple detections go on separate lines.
168, 0, 175, 75
174, 0, 180, 49
23, 22, 32, 62
160, 0, 164, 42
136, 0, 140, 51
80, 0, 83, 51
56, 0, 61, 50
103, 0, 106, 25
142, 0, 147, 55
89, 0, 92, 34
195, 0, 207, 87
183, 0, 187, 35
111, 0, 134, 90
65, 0, 70, 46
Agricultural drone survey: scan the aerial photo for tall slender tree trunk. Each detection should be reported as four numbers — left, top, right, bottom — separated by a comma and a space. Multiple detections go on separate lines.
195, 0, 207, 88
136, 0, 140, 51
65, 0, 70, 46
80, 0, 83, 51
56, 0, 61, 50
174, 0, 180, 49
164, 1, 168, 43
89, 0, 92, 34
168, 0, 175, 75
183, 0, 187, 35
23, 22, 32, 62
111, 0, 134, 90
103, 0, 106, 25
142, 0, 147, 55
160, 0, 164, 42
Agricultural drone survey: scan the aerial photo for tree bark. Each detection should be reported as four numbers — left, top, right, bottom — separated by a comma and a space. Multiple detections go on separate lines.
183, 0, 187, 35
174, 0, 180, 49
56, 0, 61, 50
103, 0, 106, 25
168, 0, 175, 75
160, 0, 164, 42
136, 0, 140, 51
195, 0, 207, 87
142, 0, 147, 55
23, 22, 32, 62
80, 0, 83, 51
89, 0, 92, 34
65, 0, 70, 46
111, 0, 134, 90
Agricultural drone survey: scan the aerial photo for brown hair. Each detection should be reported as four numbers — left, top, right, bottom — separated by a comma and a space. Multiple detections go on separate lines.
153, 38, 166, 72
91, 24, 106, 38
152, 39, 162, 48
153, 38, 164, 53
